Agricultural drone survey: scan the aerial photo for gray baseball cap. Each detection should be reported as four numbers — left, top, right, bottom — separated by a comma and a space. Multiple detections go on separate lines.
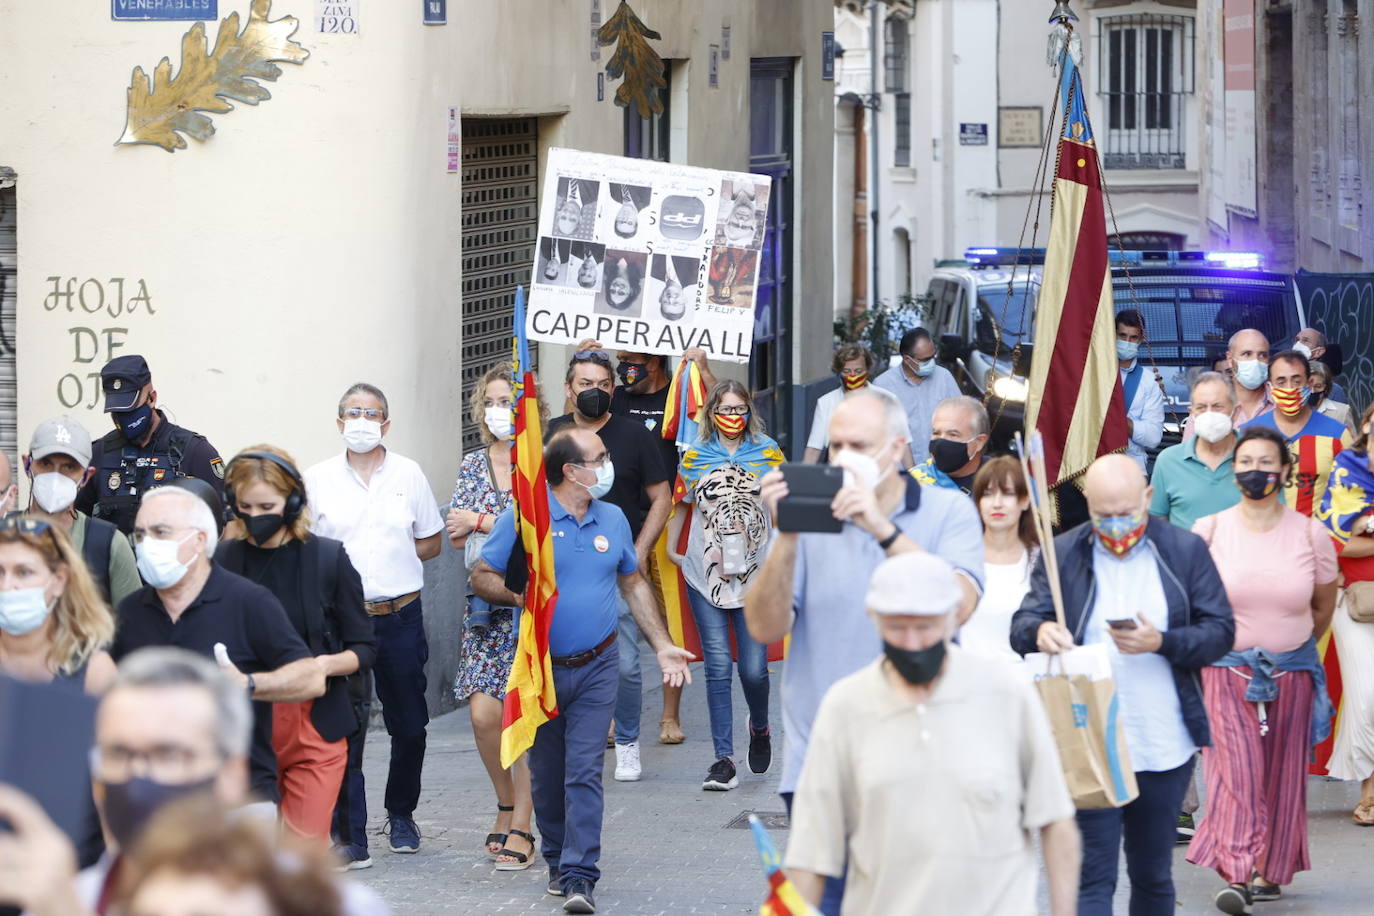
29, 416, 93, 467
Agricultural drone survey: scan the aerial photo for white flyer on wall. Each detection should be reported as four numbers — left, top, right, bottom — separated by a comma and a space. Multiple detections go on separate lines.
526, 148, 772, 365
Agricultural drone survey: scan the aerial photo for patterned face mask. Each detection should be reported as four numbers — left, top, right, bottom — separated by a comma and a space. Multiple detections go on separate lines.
1270, 385, 1310, 418
714, 413, 748, 436
1091, 510, 1147, 557
840, 371, 868, 391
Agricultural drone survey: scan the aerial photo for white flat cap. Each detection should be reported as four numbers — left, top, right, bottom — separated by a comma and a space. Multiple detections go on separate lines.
865, 551, 963, 616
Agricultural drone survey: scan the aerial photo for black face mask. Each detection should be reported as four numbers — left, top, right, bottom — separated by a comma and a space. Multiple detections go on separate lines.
1235, 469, 1282, 500
102, 774, 216, 850
116, 403, 154, 442
883, 638, 947, 686
616, 362, 647, 388
243, 512, 285, 545
929, 438, 973, 475
576, 388, 612, 419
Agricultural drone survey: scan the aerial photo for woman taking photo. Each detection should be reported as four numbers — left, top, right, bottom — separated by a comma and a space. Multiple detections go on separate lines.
0, 515, 115, 694
215, 447, 375, 844
958, 457, 1037, 665
669, 380, 784, 791
1188, 426, 1339, 911
1319, 402, 1374, 825
444, 365, 534, 870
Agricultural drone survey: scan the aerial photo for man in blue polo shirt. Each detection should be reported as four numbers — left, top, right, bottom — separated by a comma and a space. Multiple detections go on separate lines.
471, 428, 692, 915
744, 390, 984, 916
1149, 372, 1241, 530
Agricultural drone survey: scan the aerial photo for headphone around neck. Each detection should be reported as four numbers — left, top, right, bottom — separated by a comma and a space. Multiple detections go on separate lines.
225, 450, 306, 523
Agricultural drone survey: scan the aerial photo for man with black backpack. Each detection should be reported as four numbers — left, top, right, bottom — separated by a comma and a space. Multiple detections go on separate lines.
23, 416, 141, 605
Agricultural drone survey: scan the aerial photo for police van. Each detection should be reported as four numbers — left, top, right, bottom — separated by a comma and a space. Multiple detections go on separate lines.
924, 247, 1305, 451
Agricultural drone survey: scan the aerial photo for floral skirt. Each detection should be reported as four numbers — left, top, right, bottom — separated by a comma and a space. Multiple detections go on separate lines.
454, 606, 517, 701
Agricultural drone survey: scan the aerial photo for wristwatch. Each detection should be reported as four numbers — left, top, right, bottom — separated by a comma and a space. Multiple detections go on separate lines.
246, 673, 257, 697
876, 525, 901, 551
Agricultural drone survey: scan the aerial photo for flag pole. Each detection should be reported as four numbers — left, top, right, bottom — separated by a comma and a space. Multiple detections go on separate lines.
1016, 431, 1067, 629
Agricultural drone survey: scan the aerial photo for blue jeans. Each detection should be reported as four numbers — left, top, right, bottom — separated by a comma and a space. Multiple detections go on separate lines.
371, 598, 430, 818
686, 585, 769, 759
530, 644, 619, 891
613, 596, 642, 744
1076, 759, 1195, 916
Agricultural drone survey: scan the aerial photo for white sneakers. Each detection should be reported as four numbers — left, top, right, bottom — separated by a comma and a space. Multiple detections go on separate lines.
614, 741, 642, 781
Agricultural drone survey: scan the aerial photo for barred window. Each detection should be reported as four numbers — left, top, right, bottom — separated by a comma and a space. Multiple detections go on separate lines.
894, 93, 911, 167
1097, 14, 1195, 169
884, 16, 908, 93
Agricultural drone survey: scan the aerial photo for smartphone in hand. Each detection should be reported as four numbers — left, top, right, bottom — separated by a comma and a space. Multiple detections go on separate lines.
777, 463, 844, 533
1106, 618, 1139, 631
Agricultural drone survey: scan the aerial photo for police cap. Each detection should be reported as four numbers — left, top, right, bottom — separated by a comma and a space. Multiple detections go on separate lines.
101, 355, 152, 413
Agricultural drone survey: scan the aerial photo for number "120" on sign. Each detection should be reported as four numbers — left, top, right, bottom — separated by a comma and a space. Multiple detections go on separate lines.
317, 2, 360, 35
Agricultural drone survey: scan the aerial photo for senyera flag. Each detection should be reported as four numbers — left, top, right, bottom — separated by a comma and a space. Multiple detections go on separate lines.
748, 814, 820, 915
1023, 44, 1129, 488
500, 286, 560, 768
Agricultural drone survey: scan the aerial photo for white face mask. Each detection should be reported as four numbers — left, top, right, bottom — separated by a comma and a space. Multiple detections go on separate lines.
484, 406, 513, 441
1293, 341, 1313, 359
0, 587, 55, 636
831, 447, 884, 491
341, 417, 384, 453
31, 472, 80, 514
1234, 359, 1267, 391
136, 533, 195, 590
575, 460, 615, 499
1193, 410, 1234, 444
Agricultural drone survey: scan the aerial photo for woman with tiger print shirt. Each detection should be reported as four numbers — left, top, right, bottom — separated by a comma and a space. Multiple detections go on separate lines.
668, 380, 785, 792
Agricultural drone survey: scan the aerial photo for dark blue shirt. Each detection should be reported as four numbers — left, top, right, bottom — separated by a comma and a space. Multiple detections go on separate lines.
482, 488, 637, 656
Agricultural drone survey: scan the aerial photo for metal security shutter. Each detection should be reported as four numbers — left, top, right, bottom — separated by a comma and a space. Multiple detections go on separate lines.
460, 118, 538, 452
0, 177, 16, 469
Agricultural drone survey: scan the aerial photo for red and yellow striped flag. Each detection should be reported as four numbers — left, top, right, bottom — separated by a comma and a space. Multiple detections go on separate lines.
500, 287, 560, 768
1023, 51, 1129, 486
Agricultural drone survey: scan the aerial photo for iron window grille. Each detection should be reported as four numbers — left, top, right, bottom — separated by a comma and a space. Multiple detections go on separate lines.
1096, 13, 1195, 170
894, 92, 911, 166
884, 15, 908, 93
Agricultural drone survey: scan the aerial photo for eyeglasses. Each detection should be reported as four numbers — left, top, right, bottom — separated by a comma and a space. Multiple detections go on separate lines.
0, 515, 59, 549
572, 349, 612, 364
576, 451, 612, 469
838, 368, 867, 377
714, 406, 750, 417
341, 407, 385, 421
89, 743, 216, 783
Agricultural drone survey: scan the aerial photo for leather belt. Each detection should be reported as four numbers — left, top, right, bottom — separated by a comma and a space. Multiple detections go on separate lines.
550, 631, 617, 668
364, 591, 421, 617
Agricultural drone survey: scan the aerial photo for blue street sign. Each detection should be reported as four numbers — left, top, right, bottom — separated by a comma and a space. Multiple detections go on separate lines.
112, 0, 217, 21
423, 0, 446, 25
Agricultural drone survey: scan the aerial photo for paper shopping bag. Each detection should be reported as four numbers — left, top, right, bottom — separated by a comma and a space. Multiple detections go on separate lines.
1035, 670, 1138, 809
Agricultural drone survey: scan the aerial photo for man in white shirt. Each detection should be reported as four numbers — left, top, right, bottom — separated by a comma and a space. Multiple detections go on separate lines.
1115, 309, 1165, 471
305, 383, 444, 859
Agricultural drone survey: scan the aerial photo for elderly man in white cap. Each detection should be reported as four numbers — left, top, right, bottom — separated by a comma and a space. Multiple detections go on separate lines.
784, 552, 1080, 916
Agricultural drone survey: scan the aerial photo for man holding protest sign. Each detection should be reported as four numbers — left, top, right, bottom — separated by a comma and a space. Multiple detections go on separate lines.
1010, 454, 1234, 916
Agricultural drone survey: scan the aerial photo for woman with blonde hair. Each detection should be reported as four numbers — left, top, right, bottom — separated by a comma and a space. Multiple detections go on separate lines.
445, 364, 535, 870
214, 446, 375, 847
0, 514, 115, 694
670, 379, 784, 791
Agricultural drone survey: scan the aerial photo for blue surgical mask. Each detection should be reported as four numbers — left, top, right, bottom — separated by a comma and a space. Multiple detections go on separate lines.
907, 355, 936, 378
576, 461, 615, 499
1116, 340, 1139, 362
0, 587, 54, 636
1234, 359, 1267, 391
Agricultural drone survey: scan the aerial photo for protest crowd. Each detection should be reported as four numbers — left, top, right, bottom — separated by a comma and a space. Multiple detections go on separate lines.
0, 309, 1371, 916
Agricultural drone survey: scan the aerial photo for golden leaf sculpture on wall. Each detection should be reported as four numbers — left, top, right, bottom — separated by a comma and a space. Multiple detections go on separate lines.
597, 1, 665, 117
118, 0, 309, 152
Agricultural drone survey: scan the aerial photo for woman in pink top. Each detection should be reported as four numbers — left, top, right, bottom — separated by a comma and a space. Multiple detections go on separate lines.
1188, 425, 1339, 912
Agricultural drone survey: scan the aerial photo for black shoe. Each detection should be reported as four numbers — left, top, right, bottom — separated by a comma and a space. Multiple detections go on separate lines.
1176, 812, 1196, 844
563, 878, 596, 913
747, 718, 772, 775
703, 757, 739, 791
547, 872, 565, 897
1214, 883, 1253, 914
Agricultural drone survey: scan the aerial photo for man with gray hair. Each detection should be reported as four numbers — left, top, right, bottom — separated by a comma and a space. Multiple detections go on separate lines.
746, 390, 984, 915
0, 647, 389, 916
912, 395, 991, 495
305, 382, 444, 859
111, 486, 325, 815
1149, 371, 1242, 530
785, 552, 1079, 916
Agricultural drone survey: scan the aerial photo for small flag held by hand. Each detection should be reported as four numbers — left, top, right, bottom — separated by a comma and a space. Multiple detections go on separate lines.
748, 814, 821, 916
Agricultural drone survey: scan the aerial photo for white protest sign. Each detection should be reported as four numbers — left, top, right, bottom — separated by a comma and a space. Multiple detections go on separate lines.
526, 148, 772, 364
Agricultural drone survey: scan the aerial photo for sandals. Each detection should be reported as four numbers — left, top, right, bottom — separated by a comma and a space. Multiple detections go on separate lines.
484, 804, 514, 858
494, 829, 537, 872
1352, 798, 1374, 826
658, 718, 686, 745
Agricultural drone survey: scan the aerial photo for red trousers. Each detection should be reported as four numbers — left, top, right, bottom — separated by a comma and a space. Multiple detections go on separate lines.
272, 700, 347, 841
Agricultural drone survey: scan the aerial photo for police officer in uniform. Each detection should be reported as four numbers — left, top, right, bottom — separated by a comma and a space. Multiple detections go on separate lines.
74, 354, 226, 535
